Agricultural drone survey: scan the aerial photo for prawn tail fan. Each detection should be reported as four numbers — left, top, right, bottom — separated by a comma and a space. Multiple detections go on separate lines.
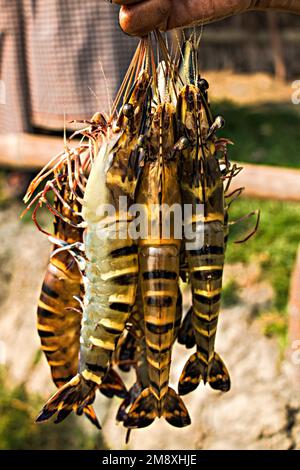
178, 352, 230, 396
208, 352, 231, 392
82, 405, 101, 430
36, 374, 99, 427
99, 368, 128, 399
123, 387, 191, 429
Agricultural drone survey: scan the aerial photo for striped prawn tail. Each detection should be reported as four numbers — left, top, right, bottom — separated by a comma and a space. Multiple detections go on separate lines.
178, 351, 231, 396
36, 369, 128, 427
123, 387, 191, 429
36, 374, 99, 426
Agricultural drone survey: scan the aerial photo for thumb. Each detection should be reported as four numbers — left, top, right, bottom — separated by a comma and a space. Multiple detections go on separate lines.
119, 0, 172, 36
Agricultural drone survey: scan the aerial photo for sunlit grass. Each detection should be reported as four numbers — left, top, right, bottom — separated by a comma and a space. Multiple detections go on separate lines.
226, 197, 300, 343
215, 101, 300, 169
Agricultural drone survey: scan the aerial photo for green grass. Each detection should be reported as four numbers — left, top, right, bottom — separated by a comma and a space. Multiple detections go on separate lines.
0, 370, 105, 450
224, 198, 300, 346
201, 100, 300, 342
215, 101, 300, 169
226, 197, 300, 343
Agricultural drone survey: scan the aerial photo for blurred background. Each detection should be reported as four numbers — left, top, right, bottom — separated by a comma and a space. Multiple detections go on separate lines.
0, 3, 300, 450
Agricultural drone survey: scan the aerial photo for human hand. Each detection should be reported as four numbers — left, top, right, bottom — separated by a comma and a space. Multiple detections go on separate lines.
109, 0, 300, 36
112, 0, 254, 35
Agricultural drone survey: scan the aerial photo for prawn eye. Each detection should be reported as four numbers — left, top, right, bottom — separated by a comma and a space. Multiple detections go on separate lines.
175, 136, 190, 151
123, 103, 134, 118
199, 78, 209, 91
215, 115, 225, 129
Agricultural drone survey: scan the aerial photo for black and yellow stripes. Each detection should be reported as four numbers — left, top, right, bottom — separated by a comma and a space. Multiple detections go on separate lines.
177, 78, 231, 394
188, 222, 225, 380
33, 36, 240, 434
116, 291, 149, 429
134, 103, 181, 407
187, 169, 225, 376
77, 69, 151, 388
79, 233, 138, 384
122, 102, 190, 429
37, 172, 84, 389
37, 168, 128, 427
117, 282, 181, 422
36, 171, 104, 428
37, 63, 151, 426
37, 250, 82, 388
140, 245, 180, 402
106, 70, 150, 202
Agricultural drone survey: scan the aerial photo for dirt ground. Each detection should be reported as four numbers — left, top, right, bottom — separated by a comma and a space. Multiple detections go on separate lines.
204, 71, 295, 105
0, 200, 299, 450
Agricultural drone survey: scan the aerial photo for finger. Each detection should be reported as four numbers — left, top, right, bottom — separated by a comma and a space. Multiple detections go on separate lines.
119, 0, 172, 36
